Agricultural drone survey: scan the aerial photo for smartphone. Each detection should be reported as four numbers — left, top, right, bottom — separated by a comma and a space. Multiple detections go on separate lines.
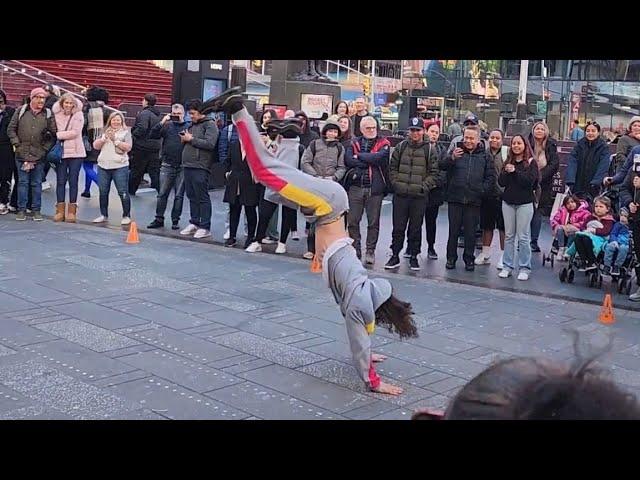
456, 141, 464, 150
179, 131, 186, 136
170, 115, 180, 122
633, 154, 640, 173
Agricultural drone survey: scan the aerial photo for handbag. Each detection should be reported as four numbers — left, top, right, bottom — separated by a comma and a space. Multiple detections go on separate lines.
46, 115, 73, 168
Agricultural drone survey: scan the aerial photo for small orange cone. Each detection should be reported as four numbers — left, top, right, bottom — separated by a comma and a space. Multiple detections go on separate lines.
126, 221, 140, 244
310, 254, 322, 273
599, 294, 615, 325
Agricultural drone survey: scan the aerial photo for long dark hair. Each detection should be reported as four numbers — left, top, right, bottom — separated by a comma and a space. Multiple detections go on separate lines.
337, 114, 353, 142
375, 294, 418, 339
506, 134, 534, 166
334, 101, 350, 116
260, 109, 278, 126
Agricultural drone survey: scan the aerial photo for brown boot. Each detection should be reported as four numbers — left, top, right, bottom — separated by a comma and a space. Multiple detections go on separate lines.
53, 202, 65, 222
66, 203, 77, 223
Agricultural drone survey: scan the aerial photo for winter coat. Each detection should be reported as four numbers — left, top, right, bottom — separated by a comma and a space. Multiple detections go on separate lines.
83, 100, 110, 163
614, 134, 640, 172
301, 138, 346, 181
0, 106, 16, 146
7, 106, 57, 163
528, 134, 560, 211
550, 200, 591, 232
613, 145, 640, 185
619, 169, 640, 223
93, 128, 132, 170
181, 118, 219, 172
427, 141, 447, 206
439, 141, 496, 207
608, 222, 630, 246
222, 128, 259, 207
389, 138, 439, 198
52, 97, 86, 159
131, 106, 162, 152
566, 213, 615, 258
149, 119, 187, 167
566, 136, 610, 196
344, 136, 391, 195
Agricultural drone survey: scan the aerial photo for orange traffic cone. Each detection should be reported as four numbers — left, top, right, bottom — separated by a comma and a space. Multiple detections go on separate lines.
126, 221, 140, 244
310, 254, 322, 273
598, 294, 615, 325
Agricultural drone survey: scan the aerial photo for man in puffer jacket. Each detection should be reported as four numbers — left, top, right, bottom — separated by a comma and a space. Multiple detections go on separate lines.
386, 117, 439, 271
129, 93, 162, 194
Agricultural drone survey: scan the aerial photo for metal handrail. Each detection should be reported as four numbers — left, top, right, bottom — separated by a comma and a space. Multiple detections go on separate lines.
8, 59, 88, 91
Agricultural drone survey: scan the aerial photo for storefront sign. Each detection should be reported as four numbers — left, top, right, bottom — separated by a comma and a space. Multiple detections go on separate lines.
300, 93, 333, 119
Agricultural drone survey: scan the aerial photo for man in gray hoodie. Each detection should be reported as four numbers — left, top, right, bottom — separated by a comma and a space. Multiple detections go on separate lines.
202, 87, 418, 395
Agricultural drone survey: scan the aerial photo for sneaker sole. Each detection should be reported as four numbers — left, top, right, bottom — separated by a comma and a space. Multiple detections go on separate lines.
410, 266, 421, 271
384, 264, 400, 269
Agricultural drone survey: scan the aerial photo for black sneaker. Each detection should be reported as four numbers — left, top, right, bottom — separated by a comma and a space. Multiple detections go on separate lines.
465, 262, 475, 272
427, 248, 438, 260
201, 86, 244, 114
530, 242, 541, 253
225, 237, 237, 247
81, 191, 91, 198
611, 266, 621, 277
267, 118, 303, 137
147, 219, 164, 229
445, 260, 456, 270
603, 265, 612, 276
385, 255, 400, 269
403, 251, 412, 258
409, 256, 420, 271
171, 221, 179, 230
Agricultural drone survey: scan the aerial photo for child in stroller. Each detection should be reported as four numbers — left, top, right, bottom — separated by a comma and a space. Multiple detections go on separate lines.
550, 194, 591, 262
602, 207, 631, 277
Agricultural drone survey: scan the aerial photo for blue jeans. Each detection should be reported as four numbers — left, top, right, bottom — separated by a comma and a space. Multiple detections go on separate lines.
82, 161, 98, 193
554, 228, 575, 248
16, 159, 44, 212
604, 241, 629, 268
183, 167, 211, 230
502, 202, 534, 271
56, 158, 83, 203
155, 164, 185, 223
530, 207, 542, 244
98, 166, 130, 218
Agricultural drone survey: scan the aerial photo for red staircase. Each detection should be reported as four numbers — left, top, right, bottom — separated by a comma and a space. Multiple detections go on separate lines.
15, 60, 173, 107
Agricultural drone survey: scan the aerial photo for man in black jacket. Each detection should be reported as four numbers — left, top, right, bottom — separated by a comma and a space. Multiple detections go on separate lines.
440, 125, 496, 271
129, 93, 162, 194
147, 103, 188, 230
0, 89, 16, 215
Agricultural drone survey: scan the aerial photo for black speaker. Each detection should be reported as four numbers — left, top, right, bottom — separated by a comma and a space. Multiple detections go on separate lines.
231, 66, 247, 91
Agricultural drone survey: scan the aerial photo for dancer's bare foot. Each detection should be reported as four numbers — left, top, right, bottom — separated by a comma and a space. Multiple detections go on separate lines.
371, 353, 388, 363
372, 381, 403, 395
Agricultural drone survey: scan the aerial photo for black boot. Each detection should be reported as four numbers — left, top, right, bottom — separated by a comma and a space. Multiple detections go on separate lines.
201, 86, 245, 115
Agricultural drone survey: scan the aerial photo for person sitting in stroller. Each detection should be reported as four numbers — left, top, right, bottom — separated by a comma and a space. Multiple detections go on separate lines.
550, 194, 591, 261
603, 208, 631, 277
565, 196, 615, 271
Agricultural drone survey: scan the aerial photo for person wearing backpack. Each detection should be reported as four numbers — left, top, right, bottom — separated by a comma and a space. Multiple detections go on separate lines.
129, 93, 162, 195
385, 117, 439, 271
7, 87, 57, 221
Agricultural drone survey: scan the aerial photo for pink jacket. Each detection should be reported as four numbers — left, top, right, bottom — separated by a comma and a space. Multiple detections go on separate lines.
550, 199, 591, 231
53, 97, 86, 159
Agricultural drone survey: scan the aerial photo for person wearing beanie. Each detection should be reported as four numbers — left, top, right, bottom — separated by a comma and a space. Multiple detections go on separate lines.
300, 119, 346, 259
0, 88, 17, 215
7, 87, 57, 221
201, 86, 419, 396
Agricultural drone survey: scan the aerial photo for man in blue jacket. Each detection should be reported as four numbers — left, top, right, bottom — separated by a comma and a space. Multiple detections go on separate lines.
147, 103, 188, 230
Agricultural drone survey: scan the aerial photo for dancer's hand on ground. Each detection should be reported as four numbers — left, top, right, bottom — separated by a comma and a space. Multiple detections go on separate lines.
372, 381, 403, 395
371, 353, 387, 362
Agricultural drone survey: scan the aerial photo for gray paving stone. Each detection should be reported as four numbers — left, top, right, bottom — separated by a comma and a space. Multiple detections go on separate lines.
117, 350, 242, 393
0, 291, 36, 313
0, 384, 36, 413
211, 331, 325, 368
195, 327, 240, 339
282, 317, 348, 342
277, 332, 319, 345
106, 377, 249, 420
104, 408, 168, 420
0, 359, 138, 419
205, 284, 294, 304
408, 371, 451, 388
33, 318, 139, 352
0, 319, 59, 347
195, 308, 257, 326
455, 346, 497, 360
180, 322, 228, 335
206, 354, 257, 370
405, 333, 477, 355
404, 394, 451, 412
0, 344, 17, 357
342, 400, 398, 420
437, 326, 551, 357
290, 336, 336, 350
130, 289, 225, 315
297, 359, 435, 407
20, 314, 76, 326
90, 370, 153, 388
188, 287, 264, 312
109, 302, 213, 330
375, 342, 487, 380
223, 359, 274, 375
204, 381, 344, 420
127, 328, 241, 363
0, 405, 73, 420
50, 301, 148, 330
369, 408, 413, 420
104, 344, 157, 359
22, 340, 136, 381
423, 376, 468, 394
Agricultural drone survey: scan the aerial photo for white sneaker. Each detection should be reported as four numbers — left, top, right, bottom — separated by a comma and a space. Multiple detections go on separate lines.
92, 215, 107, 223
275, 242, 286, 254
261, 237, 276, 245
291, 231, 300, 241
121, 217, 131, 226
302, 251, 314, 260
0, 204, 8, 215
223, 229, 230, 240
7, 205, 16, 212
180, 224, 198, 236
245, 241, 262, 253
41, 181, 51, 191
496, 253, 504, 270
556, 247, 566, 261
517, 270, 530, 281
193, 228, 211, 239
475, 253, 490, 265
498, 269, 511, 278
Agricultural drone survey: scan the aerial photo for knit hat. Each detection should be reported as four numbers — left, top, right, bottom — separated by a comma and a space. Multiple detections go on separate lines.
322, 119, 341, 136
30, 87, 47, 99
629, 116, 640, 128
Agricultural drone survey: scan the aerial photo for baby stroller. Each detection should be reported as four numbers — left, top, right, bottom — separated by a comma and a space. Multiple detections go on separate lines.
615, 236, 638, 296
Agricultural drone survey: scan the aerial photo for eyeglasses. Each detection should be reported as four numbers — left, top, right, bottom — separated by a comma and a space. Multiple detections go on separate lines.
363, 126, 377, 131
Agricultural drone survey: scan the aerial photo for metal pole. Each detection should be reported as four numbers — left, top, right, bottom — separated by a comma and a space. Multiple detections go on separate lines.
370, 60, 376, 112
516, 59, 529, 119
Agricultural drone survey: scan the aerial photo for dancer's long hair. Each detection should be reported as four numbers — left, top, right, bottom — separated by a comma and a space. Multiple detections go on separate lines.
375, 294, 418, 339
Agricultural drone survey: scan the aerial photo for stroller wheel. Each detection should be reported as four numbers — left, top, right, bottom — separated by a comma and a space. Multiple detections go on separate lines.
589, 272, 596, 288
559, 267, 567, 283
627, 279, 633, 296
551, 256, 555, 268
542, 256, 547, 267
597, 274, 603, 289
567, 269, 575, 284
